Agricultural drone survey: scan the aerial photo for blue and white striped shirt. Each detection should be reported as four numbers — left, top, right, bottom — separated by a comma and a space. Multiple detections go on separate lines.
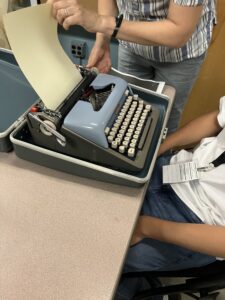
116, 0, 216, 62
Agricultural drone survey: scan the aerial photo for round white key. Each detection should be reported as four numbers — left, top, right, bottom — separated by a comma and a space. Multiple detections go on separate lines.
126, 132, 132, 137
111, 141, 118, 149
142, 112, 148, 118
122, 141, 129, 148
131, 121, 137, 126
107, 136, 114, 143
110, 131, 116, 136
115, 137, 122, 145
111, 127, 118, 132
125, 89, 129, 96
128, 148, 135, 158
145, 104, 151, 111
124, 136, 131, 142
125, 117, 131, 122
131, 139, 137, 144
104, 127, 110, 135
129, 142, 136, 148
119, 145, 126, 153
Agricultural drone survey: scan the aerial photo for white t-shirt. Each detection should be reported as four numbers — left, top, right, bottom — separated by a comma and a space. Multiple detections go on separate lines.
170, 96, 225, 226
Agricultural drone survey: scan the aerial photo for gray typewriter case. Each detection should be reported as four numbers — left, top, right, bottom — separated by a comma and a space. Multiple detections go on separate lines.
1, 48, 174, 187
0, 48, 38, 152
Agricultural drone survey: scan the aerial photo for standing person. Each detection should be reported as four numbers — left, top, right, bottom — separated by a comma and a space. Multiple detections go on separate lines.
49, 0, 216, 133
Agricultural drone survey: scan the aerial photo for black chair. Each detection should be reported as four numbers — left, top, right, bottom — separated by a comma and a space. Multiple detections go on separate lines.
121, 260, 225, 300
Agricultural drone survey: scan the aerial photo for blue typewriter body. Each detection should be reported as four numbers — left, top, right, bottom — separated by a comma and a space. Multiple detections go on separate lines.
64, 73, 127, 149
26, 66, 162, 173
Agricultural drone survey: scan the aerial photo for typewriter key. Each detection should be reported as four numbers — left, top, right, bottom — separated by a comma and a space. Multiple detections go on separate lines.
129, 143, 136, 148
107, 136, 114, 143
104, 127, 110, 135
128, 148, 135, 158
119, 145, 125, 154
145, 104, 152, 111
125, 89, 129, 96
111, 141, 118, 149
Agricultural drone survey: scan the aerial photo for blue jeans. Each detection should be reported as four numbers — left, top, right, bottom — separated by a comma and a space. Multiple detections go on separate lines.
118, 45, 206, 133
115, 155, 216, 300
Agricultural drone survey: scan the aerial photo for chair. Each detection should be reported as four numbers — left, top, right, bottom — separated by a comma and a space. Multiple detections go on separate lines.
121, 260, 225, 300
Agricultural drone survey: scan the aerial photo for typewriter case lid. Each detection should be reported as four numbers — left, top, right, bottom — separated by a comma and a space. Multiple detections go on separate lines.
0, 48, 38, 152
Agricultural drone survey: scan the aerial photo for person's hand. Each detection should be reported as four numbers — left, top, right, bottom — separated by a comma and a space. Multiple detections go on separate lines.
48, 0, 101, 31
130, 216, 146, 246
87, 38, 112, 73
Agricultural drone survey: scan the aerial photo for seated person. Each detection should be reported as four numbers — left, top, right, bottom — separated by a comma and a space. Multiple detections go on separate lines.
116, 96, 225, 299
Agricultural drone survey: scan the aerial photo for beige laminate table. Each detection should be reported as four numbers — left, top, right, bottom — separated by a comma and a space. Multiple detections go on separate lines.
0, 87, 175, 300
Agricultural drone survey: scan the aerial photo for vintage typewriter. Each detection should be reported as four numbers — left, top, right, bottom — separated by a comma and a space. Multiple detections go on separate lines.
26, 66, 160, 173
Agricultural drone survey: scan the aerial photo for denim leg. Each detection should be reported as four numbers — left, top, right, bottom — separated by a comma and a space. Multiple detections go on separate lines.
118, 45, 155, 79
152, 56, 206, 133
117, 45, 206, 133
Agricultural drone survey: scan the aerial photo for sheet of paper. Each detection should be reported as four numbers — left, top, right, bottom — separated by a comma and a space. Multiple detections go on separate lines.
3, 4, 82, 110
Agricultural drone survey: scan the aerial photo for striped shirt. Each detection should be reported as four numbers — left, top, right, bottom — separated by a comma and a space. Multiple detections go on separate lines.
116, 0, 216, 62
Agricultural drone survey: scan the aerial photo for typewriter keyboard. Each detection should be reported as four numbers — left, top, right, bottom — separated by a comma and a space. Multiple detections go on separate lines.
105, 93, 154, 159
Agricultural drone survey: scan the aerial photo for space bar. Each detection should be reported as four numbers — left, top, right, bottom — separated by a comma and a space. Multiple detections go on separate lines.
138, 117, 152, 150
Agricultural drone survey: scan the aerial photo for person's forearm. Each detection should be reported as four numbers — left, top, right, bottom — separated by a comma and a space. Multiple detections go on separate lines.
115, 19, 186, 48
98, 0, 118, 16
96, 0, 118, 43
93, 2, 203, 48
158, 110, 221, 155
94, 17, 190, 47
141, 216, 225, 258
